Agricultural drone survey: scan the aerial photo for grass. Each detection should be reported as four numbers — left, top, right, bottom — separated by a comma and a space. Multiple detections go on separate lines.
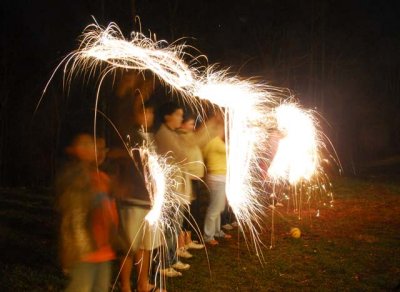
1, 175, 400, 291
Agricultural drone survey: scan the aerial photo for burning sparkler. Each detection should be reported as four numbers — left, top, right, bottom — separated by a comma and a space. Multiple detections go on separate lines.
268, 103, 320, 184
141, 146, 186, 227
52, 22, 332, 256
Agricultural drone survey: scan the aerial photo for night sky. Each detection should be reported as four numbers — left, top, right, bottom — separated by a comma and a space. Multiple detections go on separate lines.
1, 0, 400, 186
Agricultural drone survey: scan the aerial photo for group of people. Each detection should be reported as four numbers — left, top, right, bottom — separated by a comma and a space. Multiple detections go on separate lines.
56, 72, 237, 292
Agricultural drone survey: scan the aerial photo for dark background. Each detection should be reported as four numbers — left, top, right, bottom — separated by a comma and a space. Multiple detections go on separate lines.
1, 0, 399, 186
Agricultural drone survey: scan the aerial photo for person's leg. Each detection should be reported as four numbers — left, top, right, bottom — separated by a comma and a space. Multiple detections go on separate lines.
221, 202, 230, 226
212, 181, 228, 238
189, 192, 203, 242
204, 179, 225, 241
178, 231, 186, 248
179, 206, 190, 248
65, 262, 95, 292
189, 179, 202, 235
119, 206, 142, 292
135, 249, 154, 292
93, 261, 112, 292
164, 225, 178, 267
120, 256, 134, 292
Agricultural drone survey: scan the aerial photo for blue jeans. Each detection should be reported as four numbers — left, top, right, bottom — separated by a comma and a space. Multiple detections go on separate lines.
66, 261, 112, 292
204, 179, 226, 241
164, 208, 182, 267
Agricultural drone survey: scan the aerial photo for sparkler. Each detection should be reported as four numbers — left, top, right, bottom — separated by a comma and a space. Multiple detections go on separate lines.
140, 146, 187, 227
268, 103, 319, 184
54, 22, 332, 256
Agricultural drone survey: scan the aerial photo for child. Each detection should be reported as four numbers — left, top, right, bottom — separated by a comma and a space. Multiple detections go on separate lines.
56, 134, 118, 292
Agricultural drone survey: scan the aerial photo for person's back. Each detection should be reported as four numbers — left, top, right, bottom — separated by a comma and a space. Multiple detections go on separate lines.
57, 134, 118, 292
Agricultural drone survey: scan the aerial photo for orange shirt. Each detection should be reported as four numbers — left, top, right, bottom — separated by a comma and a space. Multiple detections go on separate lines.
82, 171, 118, 263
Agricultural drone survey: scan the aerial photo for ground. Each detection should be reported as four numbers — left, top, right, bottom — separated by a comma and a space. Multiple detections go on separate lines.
0, 175, 399, 291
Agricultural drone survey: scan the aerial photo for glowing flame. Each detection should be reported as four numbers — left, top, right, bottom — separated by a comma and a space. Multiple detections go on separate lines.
268, 103, 319, 184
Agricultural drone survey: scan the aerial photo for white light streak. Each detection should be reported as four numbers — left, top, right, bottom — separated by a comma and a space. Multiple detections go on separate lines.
268, 103, 319, 184
52, 22, 332, 256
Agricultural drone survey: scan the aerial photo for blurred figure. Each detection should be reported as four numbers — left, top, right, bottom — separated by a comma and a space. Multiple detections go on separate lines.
178, 112, 223, 249
56, 134, 118, 292
202, 124, 232, 245
107, 73, 163, 292
221, 205, 237, 231
155, 101, 191, 277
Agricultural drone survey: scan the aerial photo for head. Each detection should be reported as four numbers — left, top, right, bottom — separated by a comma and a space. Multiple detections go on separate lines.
66, 134, 96, 163
66, 134, 109, 165
159, 102, 184, 130
95, 137, 108, 165
180, 113, 196, 132
116, 70, 155, 99
133, 100, 155, 129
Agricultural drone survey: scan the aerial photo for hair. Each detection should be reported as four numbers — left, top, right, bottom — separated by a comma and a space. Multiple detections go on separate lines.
158, 101, 183, 123
182, 112, 196, 124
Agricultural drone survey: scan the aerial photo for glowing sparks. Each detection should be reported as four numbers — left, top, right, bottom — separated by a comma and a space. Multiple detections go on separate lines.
142, 148, 167, 226
268, 103, 319, 184
77, 23, 195, 94
53, 22, 333, 254
131, 145, 186, 228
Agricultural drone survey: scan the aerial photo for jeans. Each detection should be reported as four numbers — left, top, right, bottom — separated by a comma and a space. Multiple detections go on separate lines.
164, 211, 182, 267
66, 261, 112, 292
204, 179, 226, 241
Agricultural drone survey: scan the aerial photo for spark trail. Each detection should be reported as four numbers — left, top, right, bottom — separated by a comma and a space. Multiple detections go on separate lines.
55, 22, 332, 255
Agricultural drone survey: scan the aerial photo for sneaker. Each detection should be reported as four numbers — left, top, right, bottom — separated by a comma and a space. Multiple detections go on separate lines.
160, 267, 182, 277
216, 233, 232, 239
206, 239, 219, 246
222, 224, 233, 230
177, 247, 193, 258
185, 241, 205, 250
231, 221, 239, 227
172, 260, 190, 271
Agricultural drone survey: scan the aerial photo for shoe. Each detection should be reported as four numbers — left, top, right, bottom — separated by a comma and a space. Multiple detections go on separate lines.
231, 221, 239, 227
172, 260, 190, 271
177, 247, 193, 258
160, 267, 182, 277
216, 233, 232, 239
185, 241, 205, 250
206, 239, 219, 246
222, 224, 233, 230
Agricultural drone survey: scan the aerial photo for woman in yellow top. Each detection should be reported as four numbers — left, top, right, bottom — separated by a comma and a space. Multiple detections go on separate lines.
202, 127, 232, 245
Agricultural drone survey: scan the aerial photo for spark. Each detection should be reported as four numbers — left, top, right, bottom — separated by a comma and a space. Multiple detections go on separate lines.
268, 103, 319, 184
53, 22, 333, 256
140, 147, 187, 227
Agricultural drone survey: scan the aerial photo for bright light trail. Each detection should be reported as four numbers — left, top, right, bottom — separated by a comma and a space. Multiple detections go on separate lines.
51, 22, 332, 254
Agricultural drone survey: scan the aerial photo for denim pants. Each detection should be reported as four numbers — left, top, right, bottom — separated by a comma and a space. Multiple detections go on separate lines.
66, 261, 112, 292
164, 208, 183, 267
204, 179, 226, 241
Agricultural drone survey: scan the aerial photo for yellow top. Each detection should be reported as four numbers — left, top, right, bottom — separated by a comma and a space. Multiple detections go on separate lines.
202, 136, 226, 175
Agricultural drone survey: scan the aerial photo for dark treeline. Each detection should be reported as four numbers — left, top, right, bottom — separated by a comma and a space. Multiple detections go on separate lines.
1, 0, 399, 186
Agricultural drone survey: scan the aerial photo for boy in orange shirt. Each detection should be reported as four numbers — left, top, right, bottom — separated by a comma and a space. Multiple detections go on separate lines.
56, 134, 118, 292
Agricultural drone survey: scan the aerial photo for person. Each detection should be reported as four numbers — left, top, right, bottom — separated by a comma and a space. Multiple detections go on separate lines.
56, 134, 118, 292
178, 112, 223, 249
202, 123, 232, 245
154, 102, 192, 277
107, 75, 164, 292
221, 205, 238, 231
